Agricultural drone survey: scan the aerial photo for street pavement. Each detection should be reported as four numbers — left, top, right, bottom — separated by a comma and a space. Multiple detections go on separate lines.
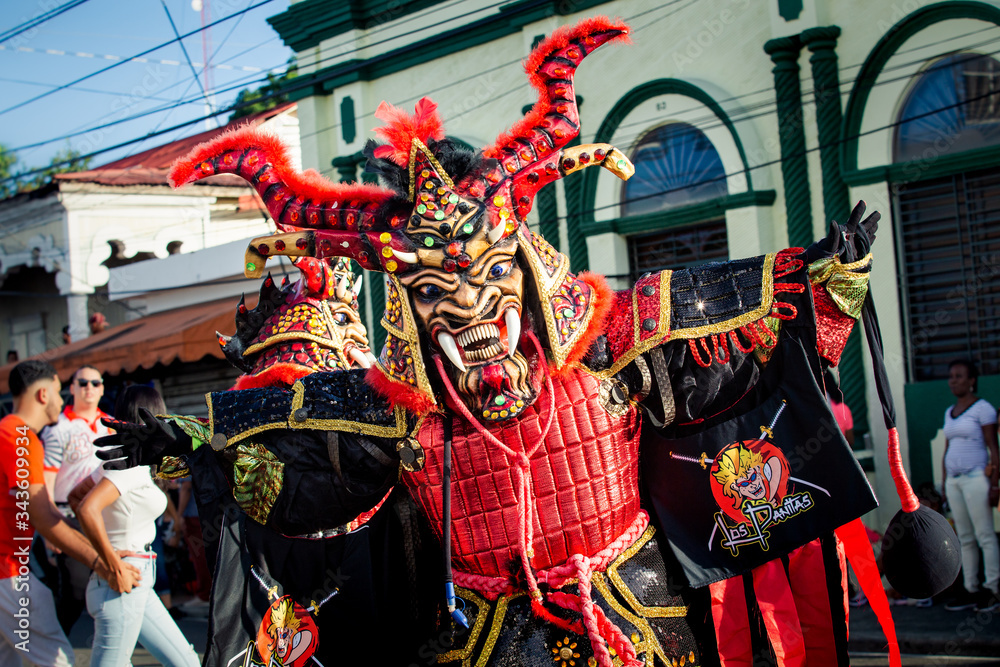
64, 597, 1000, 665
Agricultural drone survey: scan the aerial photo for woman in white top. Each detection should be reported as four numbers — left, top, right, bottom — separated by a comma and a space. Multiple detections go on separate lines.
76, 386, 200, 667
940, 360, 1000, 613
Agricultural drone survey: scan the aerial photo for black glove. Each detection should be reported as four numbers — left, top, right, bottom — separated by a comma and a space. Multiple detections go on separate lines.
95, 408, 193, 470
802, 200, 880, 265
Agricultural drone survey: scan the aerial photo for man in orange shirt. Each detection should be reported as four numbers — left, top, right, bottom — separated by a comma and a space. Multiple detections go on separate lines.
0, 361, 139, 666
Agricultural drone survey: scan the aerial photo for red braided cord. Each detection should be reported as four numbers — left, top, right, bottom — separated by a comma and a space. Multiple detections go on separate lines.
730, 328, 756, 353
773, 248, 805, 278
433, 338, 556, 605
887, 427, 920, 513
689, 338, 713, 367
713, 333, 730, 365
769, 302, 799, 321
773, 281, 806, 294
452, 511, 650, 597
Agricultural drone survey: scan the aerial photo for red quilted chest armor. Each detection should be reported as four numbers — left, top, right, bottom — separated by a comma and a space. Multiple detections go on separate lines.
403, 367, 642, 577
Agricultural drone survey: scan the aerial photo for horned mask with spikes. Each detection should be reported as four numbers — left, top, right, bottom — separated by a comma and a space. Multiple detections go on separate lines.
171, 17, 633, 413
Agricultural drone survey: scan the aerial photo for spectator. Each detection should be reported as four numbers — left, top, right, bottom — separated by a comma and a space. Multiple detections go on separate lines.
0, 361, 136, 666
5, 351, 17, 365
40, 364, 111, 631
62, 326, 72, 346
941, 359, 1000, 613
76, 385, 199, 667
88, 313, 108, 335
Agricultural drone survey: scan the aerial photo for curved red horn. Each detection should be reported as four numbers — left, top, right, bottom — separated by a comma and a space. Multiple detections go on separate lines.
460, 17, 630, 224
169, 125, 396, 234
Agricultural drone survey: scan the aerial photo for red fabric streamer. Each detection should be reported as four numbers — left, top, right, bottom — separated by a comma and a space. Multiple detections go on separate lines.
786, 540, 838, 666
751, 560, 806, 667
709, 576, 753, 667
835, 519, 901, 667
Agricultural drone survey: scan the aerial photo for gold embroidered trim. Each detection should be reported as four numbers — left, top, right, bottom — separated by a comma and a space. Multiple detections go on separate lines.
517, 229, 595, 369
156, 456, 190, 480
668, 253, 776, 340
474, 592, 522, 667
223, 423, 289, 448
607, 526, 689, 619
206, 392, 214, 436
387, 273, 436, 402
591, 572, 665, 665
408, 138, 456, 201
437, 586, 490, 665
242, 331, 342, 357
287, 381, 409, 437
600, 271, 673, 379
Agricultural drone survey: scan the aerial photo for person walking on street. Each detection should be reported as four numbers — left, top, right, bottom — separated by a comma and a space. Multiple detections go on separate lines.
0, 361, 138, 667
76, 385, 200, 667
941, 359, 1000, 613
40, 364, 112, 632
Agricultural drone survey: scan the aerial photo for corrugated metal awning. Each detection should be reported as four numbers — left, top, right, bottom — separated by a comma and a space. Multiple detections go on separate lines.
0, 297, 235, 394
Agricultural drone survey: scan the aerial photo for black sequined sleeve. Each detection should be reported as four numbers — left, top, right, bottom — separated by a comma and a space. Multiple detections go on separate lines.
204, 369, 408, 536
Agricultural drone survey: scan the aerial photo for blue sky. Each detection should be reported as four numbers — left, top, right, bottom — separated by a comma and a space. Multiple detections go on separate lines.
0, 0, 292, 173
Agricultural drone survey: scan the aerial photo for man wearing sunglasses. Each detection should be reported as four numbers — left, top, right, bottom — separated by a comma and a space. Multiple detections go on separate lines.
40, 365, 112, 632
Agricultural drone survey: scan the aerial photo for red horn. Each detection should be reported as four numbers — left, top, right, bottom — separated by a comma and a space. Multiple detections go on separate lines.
461, 17, 630, 222
170, 125, 418, 274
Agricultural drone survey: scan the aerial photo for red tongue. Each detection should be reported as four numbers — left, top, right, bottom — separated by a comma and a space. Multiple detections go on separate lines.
481, 363, 506, 392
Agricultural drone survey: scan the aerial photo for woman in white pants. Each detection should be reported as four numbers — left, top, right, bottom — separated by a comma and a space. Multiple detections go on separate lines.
941, 360, 1000, 613
76, 386, 200, 667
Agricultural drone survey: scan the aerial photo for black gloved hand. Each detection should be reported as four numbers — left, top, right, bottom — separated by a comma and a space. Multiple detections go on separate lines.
802, 200, 880, 265
95, 408, 193, 470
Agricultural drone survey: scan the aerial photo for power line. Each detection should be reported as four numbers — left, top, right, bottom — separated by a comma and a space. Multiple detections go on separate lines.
159, 0, 214, 117
5, 1, 999, 181
6, 0, 686, 155
0, 0, 92, 45
0, 0, 276, 117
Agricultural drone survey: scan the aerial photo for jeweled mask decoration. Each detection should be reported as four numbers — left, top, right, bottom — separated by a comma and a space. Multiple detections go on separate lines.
170, 17, 634, 416
219, 256, 375, 389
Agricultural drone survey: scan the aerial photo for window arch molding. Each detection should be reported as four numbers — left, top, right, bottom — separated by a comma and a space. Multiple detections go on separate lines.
841, 1, 1000, 184
579, 79, 767, 236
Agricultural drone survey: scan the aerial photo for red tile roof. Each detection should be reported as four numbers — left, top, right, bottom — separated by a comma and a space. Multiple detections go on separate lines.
97, 102, 296, 170
53, 102, 296, 188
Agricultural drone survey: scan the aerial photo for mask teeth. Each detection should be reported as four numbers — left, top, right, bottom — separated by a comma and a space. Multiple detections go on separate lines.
437, 331, 466, 372
456, 323, 500, 348
504, 307, 520, 359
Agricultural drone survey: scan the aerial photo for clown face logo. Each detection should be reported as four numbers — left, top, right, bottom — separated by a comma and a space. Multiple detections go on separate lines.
708, 440, 814, 556
711, 440, 789, 516
254, 596, 318, 667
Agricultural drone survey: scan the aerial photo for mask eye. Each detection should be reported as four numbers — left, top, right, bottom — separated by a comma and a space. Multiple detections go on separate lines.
332, 312, 348, 325
417, 284, 442, 300
488, 260, 512, 280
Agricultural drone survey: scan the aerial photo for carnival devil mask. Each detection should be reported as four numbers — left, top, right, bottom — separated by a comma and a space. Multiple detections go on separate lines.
170, 17, 634, 416
220, 256, 374, 390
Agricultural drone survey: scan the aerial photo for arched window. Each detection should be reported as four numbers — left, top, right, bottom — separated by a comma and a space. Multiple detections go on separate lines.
893, 53, 1000, 380
894, 53, 1000, 163
620, 122, 728, 217
621, 123, 729, 277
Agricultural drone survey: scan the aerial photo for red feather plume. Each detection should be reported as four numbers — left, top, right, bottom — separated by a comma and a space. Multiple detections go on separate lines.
372, 97, 445, 167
